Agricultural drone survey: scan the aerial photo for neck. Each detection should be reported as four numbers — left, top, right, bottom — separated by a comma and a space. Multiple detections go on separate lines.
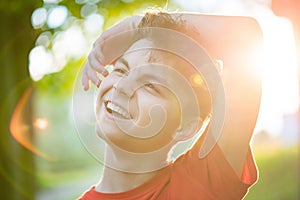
95, 144, 172, 193
104, 142, 172, 173
95, 166, 159, 193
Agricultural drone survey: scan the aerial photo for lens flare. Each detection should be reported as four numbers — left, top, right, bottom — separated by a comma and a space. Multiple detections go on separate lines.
33, 118, 49, 130
9, 87, 52, 160
190, 74, 205, 88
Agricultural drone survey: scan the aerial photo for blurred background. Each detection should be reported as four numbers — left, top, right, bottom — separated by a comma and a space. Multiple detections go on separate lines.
0, 0, 299, 199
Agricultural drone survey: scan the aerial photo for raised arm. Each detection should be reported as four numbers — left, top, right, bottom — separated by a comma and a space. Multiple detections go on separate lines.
82, 15, 142, 90
182, 14, 263, 177
81, 12, 194, 90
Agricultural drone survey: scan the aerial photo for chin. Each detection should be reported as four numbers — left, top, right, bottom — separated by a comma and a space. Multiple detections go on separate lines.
95, 123, 126, 147
95, 124, 105, 140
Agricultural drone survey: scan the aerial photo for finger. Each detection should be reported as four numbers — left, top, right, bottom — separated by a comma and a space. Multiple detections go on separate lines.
91, 44, 104, 64
86, 62, 101, 87
82, 67, 90, 91
92, 42, 110, 74
88, 51, 109, 76
95, 66, 109, 77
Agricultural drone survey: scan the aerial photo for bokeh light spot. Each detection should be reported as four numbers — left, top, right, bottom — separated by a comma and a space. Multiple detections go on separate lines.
31, 7, 47, 29
44, 0, 60, 3
190, 74, 204, 87
36, 31, 52, 47
81, 3, 98, 18
84, 13, 104, 33
75, 0, 89, 4
29, 46, 54, 81
47, 6, 68, 28
34, 118, 49, 130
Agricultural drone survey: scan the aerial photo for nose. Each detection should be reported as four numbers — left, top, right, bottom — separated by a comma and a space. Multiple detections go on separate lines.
113, 76, 135, 97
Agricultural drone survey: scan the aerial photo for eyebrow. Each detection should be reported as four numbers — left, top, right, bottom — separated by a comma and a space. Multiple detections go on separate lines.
118, 57, 168, 85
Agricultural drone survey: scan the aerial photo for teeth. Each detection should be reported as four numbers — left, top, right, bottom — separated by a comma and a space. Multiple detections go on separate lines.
107, 102, 130, 119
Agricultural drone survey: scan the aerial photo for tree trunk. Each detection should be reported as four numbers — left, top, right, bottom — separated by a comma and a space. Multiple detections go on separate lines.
0, 1, 41, 199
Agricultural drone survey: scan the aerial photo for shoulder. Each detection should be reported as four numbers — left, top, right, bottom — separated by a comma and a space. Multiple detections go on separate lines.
169, 141, 257, 199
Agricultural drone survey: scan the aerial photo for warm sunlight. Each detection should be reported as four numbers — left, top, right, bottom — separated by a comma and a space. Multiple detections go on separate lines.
173, 0, 299, 138
9, 87, 52, 160
33, 118, 49, 130
255, 12, 299, 136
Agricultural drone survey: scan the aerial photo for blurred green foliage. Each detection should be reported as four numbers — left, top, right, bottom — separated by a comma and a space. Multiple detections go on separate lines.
0, 0, 41, 199
60, 0, 168, 19
245, 146, 299, 200
35, 58, 84, 97
33, 0, 175, 97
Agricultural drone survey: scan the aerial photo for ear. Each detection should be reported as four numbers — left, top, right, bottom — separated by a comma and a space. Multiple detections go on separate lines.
174, 117, 203, 141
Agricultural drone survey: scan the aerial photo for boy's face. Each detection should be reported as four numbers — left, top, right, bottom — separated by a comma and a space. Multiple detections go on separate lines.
95, 39, 199, 153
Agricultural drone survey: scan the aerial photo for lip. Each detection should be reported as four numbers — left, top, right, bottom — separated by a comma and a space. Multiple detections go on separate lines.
103, 100, 131, 120
103, 101, 114, 120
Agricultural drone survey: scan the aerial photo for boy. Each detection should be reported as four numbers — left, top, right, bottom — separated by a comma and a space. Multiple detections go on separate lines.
79, 10, 262, 199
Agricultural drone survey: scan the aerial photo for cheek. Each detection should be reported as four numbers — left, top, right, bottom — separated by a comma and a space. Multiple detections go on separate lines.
96, 75, 117, 102
141, 97, 181, 130
138, 93, 181, 119
95, 76, 116, 114
135, 97, 154, 126
165, 99, 181, 125
98, 75, 116, 93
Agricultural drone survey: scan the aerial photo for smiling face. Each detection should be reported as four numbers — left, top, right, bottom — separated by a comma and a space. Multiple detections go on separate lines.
95, 38, 201, 153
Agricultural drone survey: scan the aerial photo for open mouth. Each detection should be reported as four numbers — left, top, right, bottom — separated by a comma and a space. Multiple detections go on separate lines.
105, 101, 131, 119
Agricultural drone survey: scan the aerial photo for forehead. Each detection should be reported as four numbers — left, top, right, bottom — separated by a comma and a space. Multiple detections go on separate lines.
123, 38, 193, 74
122, 38, 203, 87
124, 39, 165, 64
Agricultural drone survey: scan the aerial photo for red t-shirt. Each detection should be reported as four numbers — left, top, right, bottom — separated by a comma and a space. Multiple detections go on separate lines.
79, 137, 257, 200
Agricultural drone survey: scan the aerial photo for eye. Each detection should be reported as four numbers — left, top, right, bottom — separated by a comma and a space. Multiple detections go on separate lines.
112, 67, 127, 75
145, 83, 155, 89
144, 83, 160, 94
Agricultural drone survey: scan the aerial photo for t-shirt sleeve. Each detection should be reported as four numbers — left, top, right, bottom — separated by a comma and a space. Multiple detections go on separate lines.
172, 135, 258, 200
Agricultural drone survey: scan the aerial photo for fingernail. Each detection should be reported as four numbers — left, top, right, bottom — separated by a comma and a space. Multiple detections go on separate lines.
97, 80, 101, 88
102, 70, 108, 76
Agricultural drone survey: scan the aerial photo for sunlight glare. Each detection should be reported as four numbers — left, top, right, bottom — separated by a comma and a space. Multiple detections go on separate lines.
174, 0, 299, 138
255, 13, 299, 136
34, 118, 49, 130
9, 87, 52, 160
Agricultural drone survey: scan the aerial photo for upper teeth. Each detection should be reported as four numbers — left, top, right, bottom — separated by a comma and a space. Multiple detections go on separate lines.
107, 102, 130, 119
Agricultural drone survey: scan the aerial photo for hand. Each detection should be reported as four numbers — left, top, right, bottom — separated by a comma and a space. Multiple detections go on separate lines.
82, 16, 142, 91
